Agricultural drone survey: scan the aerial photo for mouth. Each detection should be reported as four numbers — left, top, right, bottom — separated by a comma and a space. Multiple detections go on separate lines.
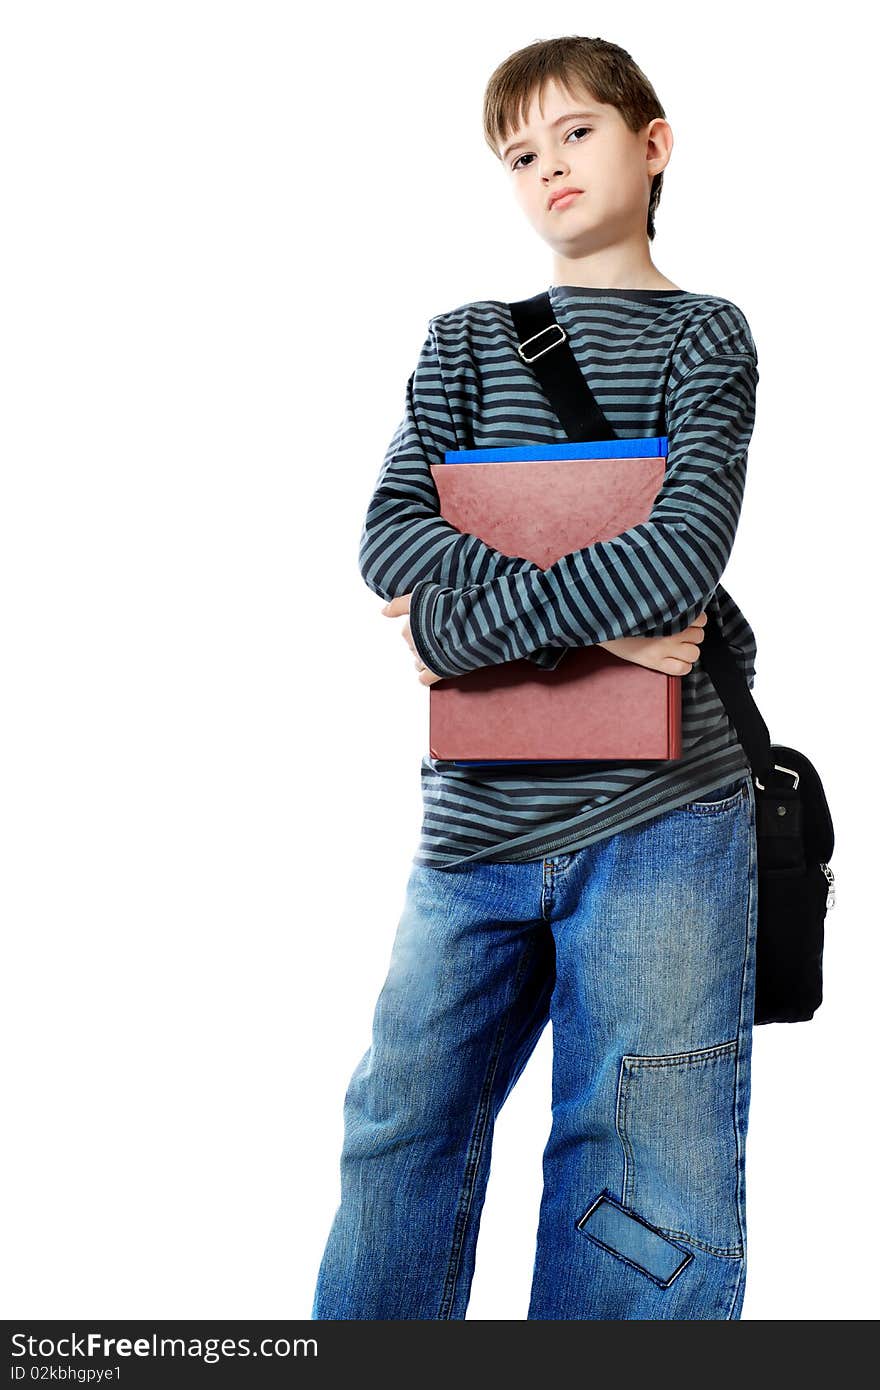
549, 190, 583, 211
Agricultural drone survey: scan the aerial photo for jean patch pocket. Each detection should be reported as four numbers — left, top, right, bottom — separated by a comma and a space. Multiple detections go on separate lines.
576, 1191, 693, 1289
615, 1040, 743, 1256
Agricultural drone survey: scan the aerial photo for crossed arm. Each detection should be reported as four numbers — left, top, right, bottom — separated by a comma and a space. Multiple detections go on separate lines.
361, 311, 759, 682
383, 589, 709, 686
358, 322, 566, 670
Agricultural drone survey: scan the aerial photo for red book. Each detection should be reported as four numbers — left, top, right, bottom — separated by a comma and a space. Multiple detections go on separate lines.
427, 437, 681, 765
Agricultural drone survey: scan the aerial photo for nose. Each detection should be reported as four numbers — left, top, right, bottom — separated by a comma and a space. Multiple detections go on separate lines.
541, 161, 568, 185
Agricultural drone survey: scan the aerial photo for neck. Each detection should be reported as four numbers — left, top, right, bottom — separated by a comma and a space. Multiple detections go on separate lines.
551, 242, 678, 291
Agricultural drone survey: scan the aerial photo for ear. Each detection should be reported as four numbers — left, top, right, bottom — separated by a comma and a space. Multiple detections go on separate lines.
645, 117, 673, 177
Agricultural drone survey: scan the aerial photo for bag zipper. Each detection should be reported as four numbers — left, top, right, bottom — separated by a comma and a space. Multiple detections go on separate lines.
820, 861, 836, 910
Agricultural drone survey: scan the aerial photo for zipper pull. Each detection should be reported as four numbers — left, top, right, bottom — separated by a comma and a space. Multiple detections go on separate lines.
820, 861, 836, 910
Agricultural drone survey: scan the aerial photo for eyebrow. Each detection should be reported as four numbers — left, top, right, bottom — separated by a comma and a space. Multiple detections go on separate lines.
501, 111, 602, 161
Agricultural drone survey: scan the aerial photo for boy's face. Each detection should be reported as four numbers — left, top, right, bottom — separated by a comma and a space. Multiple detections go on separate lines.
498, 77, 672, 254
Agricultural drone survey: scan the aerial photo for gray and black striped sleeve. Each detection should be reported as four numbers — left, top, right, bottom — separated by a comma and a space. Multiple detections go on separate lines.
407, 306, 759, 679
357, 322, 565, 670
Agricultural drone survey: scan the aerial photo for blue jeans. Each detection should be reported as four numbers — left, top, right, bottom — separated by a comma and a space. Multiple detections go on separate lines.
312, 773, 758, 1320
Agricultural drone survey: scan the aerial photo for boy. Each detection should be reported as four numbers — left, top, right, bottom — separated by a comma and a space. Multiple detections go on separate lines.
313, 34, 760, 1320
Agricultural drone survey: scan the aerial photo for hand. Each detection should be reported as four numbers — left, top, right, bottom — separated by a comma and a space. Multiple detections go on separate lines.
380, 594, 444, 685
599, 611, 708, 675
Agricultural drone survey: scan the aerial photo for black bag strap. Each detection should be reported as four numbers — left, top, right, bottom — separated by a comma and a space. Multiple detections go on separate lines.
509, 294, 619, 442
508, 290, 774, 780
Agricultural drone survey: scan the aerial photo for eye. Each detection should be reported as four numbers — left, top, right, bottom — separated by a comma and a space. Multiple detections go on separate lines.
510, 126, 592, 171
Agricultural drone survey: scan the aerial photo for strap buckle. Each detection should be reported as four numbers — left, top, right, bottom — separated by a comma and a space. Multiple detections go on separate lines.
516, 323, 567, 363
755, 763, 800, 792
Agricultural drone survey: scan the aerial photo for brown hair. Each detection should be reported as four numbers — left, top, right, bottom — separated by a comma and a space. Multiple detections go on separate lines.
483, 35, 667, 240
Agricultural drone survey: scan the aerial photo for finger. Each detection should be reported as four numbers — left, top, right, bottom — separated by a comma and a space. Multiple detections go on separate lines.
381, 594, 412, 617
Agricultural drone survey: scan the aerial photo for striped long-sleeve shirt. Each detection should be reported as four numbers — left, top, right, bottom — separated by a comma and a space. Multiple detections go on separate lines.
359, 284, 760, 869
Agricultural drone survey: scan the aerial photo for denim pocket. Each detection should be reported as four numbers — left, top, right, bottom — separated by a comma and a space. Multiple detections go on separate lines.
615, 1040, 743, 1256
678, 776, 749, 815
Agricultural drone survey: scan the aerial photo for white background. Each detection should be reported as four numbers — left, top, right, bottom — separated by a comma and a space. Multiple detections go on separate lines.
2, 0, 876, 1321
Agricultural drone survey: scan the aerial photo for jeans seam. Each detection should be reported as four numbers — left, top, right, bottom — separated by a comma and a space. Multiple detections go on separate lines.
615, 1060, 635, 1209
725, 779, 758, 1319
436, 937, 536, 1319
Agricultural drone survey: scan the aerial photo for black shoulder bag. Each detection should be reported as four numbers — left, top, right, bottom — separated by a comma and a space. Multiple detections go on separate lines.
509, 292, 836, 1025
